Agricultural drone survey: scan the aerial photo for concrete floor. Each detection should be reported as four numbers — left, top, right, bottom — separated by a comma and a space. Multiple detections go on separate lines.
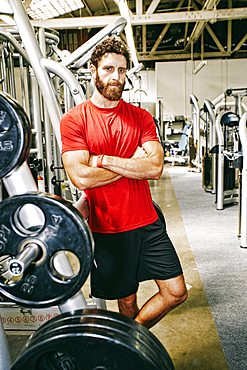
3, 165, 229, 369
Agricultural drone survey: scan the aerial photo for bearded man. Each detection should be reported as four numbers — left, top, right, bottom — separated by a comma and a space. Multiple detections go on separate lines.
60, 37, 187, 329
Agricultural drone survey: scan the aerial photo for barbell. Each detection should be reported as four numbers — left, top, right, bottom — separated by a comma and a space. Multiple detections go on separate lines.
0, 192, 93, 308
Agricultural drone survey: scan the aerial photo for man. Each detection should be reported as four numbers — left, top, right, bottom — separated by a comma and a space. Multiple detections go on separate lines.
60, 37, 187, 329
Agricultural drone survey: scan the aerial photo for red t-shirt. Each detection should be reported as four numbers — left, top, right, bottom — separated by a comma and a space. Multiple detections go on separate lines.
60, 99, 159, 233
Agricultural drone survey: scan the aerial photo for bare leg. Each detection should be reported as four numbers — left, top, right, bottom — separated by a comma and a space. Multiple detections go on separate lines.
118, 293, 139, 319
135, 275, 187, 328
118, 275, 187, 329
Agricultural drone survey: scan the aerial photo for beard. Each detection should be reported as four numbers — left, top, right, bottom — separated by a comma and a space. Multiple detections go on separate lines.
95, 72, 125, 101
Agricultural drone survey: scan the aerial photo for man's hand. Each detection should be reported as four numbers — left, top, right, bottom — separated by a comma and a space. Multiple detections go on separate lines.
93, 141, 163, 181
89, 155, 98, 167
89, 146, 146, 167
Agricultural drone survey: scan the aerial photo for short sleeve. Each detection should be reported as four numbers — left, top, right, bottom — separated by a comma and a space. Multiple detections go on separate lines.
60, 109, 89, 154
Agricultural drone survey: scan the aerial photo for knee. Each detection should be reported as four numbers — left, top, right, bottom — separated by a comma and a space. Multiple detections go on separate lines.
118, 293, 137, 307
172, 286, 188, 307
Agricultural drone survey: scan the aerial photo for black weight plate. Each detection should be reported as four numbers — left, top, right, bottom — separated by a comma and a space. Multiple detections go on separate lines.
0, 92, 31, 179
11, 309, 175, 370
153, 200, 166, 226
0, 192, 93, 308
22, 309, 169, 362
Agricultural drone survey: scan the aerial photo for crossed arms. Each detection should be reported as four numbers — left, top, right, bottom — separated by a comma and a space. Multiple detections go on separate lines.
62, 141, 164, 191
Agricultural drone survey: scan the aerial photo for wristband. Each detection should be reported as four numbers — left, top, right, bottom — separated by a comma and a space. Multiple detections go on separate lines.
97, 154, 104, 168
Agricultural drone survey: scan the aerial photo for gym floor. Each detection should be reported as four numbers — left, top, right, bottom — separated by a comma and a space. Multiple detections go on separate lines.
5, 163, 244, 369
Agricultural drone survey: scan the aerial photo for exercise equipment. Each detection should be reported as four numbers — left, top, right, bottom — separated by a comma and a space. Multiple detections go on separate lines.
0, 192, 93, 308
202, 99, 217, 193
238, 112, 247, 247
11, 309, 175, 370
0, 92, 31, 179
189, 94, 202, 172
216, 111, 241, 210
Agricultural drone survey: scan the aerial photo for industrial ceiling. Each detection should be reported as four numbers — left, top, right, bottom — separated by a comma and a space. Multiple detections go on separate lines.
6, 0, 247, 68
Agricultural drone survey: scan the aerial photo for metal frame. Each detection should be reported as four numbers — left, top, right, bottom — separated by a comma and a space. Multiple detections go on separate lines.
189, 94, 202, 172
202, 99, 217, 194
239, 112, 247, 248
215, 111, 239, 210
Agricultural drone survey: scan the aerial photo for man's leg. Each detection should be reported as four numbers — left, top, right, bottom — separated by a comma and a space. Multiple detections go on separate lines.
118, 292, 139, 319
118, 274, 187, 328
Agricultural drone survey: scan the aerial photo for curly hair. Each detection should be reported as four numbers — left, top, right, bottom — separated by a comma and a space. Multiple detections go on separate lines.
91, 37, 131, 70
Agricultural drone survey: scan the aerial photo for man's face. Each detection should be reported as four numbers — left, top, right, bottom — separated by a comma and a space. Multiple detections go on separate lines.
92, 53, 127, 101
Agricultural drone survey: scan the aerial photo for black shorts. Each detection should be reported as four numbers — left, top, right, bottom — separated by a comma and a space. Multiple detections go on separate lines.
91, 218, 183, 300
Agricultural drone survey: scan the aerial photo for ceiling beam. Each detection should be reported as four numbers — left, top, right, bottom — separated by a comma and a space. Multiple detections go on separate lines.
150, 0, 185, 53
138, 51, 234, 60
227, 0, 232, 53
100, 0, 110, 14
184, 0, 220, 51
146, 0, 161, 14
81, 0, 93, 16
31, 7, 247, 29
232, 33, 247, 53
205, 23, 225, 53
136, 0, 143, 15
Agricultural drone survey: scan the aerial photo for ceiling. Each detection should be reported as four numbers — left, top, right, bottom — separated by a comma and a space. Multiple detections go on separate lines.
9, 0, 247, 68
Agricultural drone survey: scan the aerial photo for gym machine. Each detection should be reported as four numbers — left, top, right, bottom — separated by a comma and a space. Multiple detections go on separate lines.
215, 111, 241, 210
203, 89, 246, 209
202, 99, 217, 193
189, 94, 202, 172
239, 112, 247, 248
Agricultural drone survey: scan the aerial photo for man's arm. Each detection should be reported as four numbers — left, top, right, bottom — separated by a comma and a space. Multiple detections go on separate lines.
62, 149, 122, 190
62, 141, 164, 190
96, 141, 164, 181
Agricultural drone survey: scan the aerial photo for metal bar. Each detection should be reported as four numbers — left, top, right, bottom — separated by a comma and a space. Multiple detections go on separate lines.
146, 0, 161, 14
31, 8, 247, 29
7, 50, 16, 98
8, 243, 40, 278
8, 0, 62, 150
41, 58, 86, 105
205, 24, 225, 53
232, 33, 247, 54
30, 70, 46, 192
150, 0, 184, 53
0, 45, 8, 93
204, 99, 217, 194
0, 28, 30, 64
39, 27, 54, 194
113, 0, 139, 66
19, 55, 26, 111
3, 162, 38, 196
215, 112, 225, 210
239, 112, 247, 247
60, 17, 127, 69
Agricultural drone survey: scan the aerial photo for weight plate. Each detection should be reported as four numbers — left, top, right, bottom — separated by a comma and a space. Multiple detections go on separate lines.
0, 92, 31, 179
0, 192, 93, 308
11, 309, 175, 370
21, 309, 168, 360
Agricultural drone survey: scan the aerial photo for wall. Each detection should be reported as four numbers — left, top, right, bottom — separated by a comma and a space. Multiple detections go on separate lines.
122, 69, 156, 115
155, 58, 247, 121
